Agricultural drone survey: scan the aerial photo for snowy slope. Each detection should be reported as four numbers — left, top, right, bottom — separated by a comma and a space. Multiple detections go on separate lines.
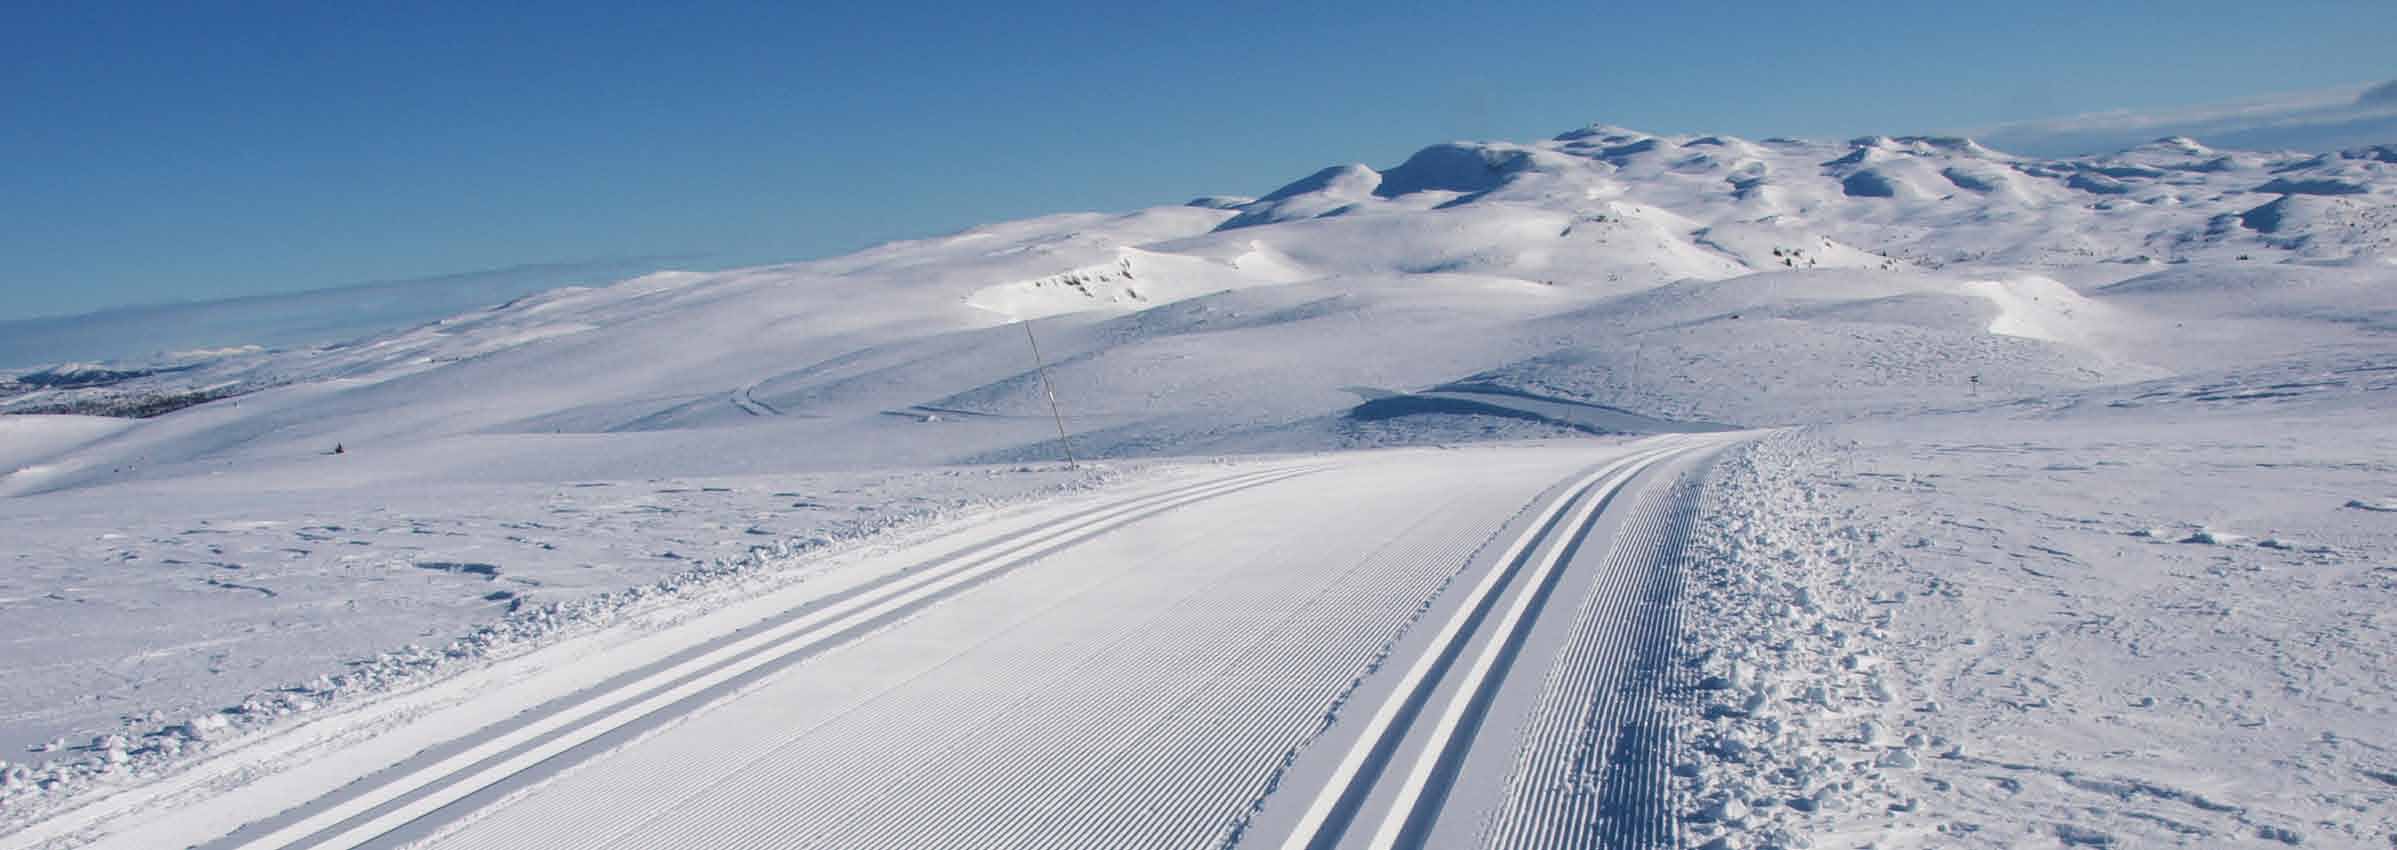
0, 258, 691, 371
2, 123, 2393, 849
7, 127, 2391, 499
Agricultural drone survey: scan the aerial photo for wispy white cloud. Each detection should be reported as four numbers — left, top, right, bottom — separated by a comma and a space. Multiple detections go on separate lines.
1969, 80, 2397, 156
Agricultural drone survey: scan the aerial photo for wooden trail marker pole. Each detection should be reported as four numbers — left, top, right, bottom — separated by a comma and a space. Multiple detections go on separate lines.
1021, 319, 1077, 467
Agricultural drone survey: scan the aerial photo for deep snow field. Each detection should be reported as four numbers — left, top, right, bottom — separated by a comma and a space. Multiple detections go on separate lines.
2, 124, 2394, 847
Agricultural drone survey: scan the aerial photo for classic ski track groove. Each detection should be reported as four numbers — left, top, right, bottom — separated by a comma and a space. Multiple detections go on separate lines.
1272, 437, 1718, 850
155, 436, 1735, 850
459, 464, 1542, 850
1482, 464, 1704, 849
792, 489, 1504, 850
207, 462, 1328, 850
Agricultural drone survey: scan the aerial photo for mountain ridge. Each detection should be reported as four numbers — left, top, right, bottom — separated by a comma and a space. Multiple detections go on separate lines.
2, 122, 2390, 497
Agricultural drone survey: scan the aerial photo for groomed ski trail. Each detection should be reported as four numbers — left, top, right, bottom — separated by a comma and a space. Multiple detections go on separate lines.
1251, 437, 1727, 850
38, 436, 1743, 850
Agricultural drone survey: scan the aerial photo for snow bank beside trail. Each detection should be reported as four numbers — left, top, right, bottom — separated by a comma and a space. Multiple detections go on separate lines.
1677, 406, 2397, 849
1768, 405, 2397, 849
1673, 431, 1923, 849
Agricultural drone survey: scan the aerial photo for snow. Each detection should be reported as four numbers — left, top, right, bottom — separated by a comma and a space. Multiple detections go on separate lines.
0, 258, 687, 371
1773, 398, 2397, 848
0, 462, 1118, 824
1665, 404, 2396, 847
0, 416, 131, 480
2, 121, 2394, 849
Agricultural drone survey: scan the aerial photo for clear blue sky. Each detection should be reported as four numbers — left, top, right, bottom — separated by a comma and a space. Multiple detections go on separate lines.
4, 0, 2391, 319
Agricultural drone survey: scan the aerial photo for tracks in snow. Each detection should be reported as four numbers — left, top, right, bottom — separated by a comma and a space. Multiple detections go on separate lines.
1256, 437, 1722, 850
1484, 458, 1704, 849
192, 463, 1326, 850
729, 380, 786, 417
52, 437, 1738, 850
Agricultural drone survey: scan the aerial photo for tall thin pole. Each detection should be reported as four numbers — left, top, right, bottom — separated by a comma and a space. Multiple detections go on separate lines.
1021, 319, 1077, 467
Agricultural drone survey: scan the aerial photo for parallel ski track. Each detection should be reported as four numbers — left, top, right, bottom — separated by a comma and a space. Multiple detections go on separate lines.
205, 462, 1327, 850
435, 462, 1556, 850
1272, 440, 1709, 850
185, 437, 1728, 850
795, 484, 1510, 849
1482, 461, 1706, 849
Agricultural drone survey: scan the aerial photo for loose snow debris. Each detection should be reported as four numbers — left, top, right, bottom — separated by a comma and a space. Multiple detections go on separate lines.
1672, 431, 1912, 848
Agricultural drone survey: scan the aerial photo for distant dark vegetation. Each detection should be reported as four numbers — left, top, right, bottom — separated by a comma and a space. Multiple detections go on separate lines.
12, 363, 199, 389
2, 384, 249, 418
2, 366, 256, 418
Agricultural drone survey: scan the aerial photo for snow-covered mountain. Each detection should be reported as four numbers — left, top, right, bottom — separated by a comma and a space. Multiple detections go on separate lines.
0, 257, 691, 372
4, 125, 2389, 498
4, 124, 2394, 850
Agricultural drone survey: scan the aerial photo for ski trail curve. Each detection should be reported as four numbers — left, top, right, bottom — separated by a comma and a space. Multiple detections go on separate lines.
1252, 435, 1735, 850
191, 464, 1326, 850
40, 438, 1745, 850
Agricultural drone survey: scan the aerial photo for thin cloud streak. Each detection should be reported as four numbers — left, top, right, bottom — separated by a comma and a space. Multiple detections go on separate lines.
1968, 80, 2397, 156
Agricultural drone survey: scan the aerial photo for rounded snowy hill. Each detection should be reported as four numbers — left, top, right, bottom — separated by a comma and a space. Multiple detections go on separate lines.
3, 125, 2392, 496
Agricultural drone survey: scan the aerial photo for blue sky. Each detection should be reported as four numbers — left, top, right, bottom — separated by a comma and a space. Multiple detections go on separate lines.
3, 1, 2391, 320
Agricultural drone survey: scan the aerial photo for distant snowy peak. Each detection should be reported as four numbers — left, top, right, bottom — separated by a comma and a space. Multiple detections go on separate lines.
2137, 135, 2215, 156
7, 118, 2393, 500
1213, 123, 2397, 266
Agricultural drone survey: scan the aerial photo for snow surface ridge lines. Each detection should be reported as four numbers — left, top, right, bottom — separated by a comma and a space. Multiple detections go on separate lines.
1484, 473, 1679, 849
1365, 446, 1683, 850
1269, 440, 1681, 850
798, 502, 1402, 850
1593, 480, 1678, 848
1185, 500, 1506, 850
1643, 471, 1703, 849
1498, 465, 1705, 850
296, 470, 1312, 850
209, 463, 1326, 850
977, 497, 1474, 849
588, 474, 1475, 850
994, 490, 1512, 850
